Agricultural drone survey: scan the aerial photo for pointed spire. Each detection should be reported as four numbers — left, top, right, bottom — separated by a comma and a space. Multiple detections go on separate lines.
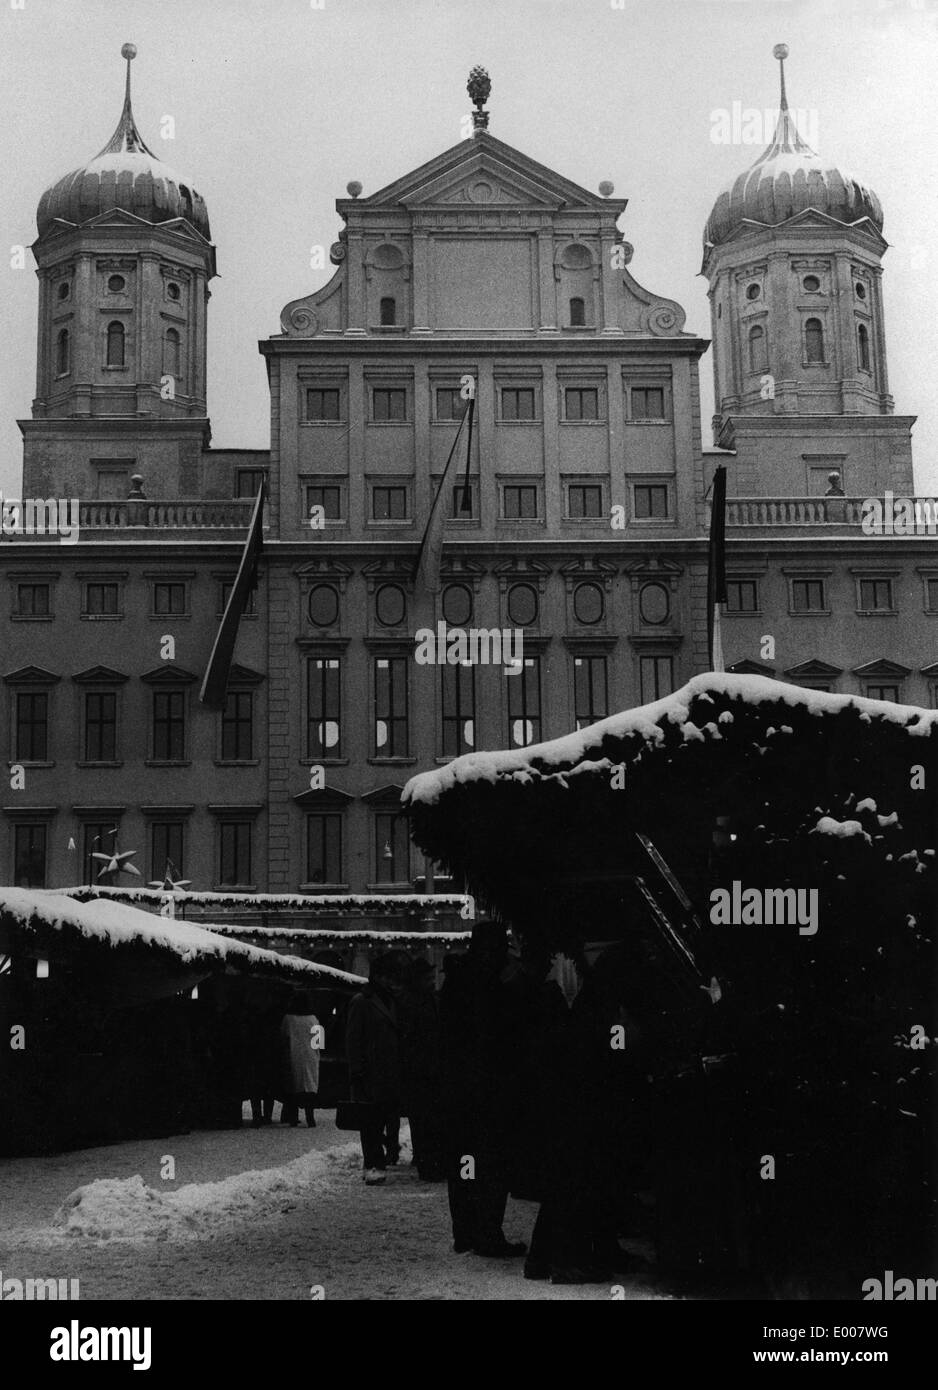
95, 42, 157, 158
755, 43, 816, 164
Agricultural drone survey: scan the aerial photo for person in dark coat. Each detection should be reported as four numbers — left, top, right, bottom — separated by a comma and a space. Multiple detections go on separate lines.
399, 958, 446, 1180
439, 921, 527, 1257
345, 954, 404, 1184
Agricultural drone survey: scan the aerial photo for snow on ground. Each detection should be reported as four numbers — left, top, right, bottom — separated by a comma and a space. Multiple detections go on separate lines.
0, 1112, 669, 1301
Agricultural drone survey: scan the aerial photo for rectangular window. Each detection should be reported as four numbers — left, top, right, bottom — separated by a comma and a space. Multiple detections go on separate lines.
235, 469, 266, 499
84, 582, 119, 616
441, 663, 475, 757
16, 583, 50, 617
640, 655, 673, 703
564, 387, 599, 421
574, 656, 608, 730
152, 690, 186, 761
372, 388, 407, 422
436, 387, 469, 421
306, 388, 341, 422
84, 691, 117, 762
305, 484, 343, 521
372, 486, 408, 521
633, 485, 670, 520
153, 582, 187, 616
151, 821, 184, 881
449, 482, 477, 519
726, 579, 759, 613
374, 812, 409, 884
219, 821, 252, 886
374, 657, 409, 757
307, 814, 342, 885
791, 579, 826, 613
307, 657, 341, 759
502, 485, 539, 520
15, 692, 48, 761
865, 685, 900, 703
220, 579, 256, 615
926, 578, 938, 613
14, 823, 46, 889
859, 578, 894, 612
501, 387, 536, 421
631, 387, 666, 420
221, 690, 253, 761
567, 484, 603, 518
84, 821, 117, 886
508, 656, 541, 748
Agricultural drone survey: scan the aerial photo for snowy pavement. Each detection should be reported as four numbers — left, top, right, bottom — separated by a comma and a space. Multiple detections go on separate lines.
0, 1110, 669, 1301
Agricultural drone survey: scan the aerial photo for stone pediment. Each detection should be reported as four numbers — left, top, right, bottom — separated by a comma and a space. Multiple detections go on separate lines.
345, 133, 625, 217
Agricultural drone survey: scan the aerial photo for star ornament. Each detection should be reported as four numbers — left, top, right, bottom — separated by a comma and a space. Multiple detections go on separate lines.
92, 847, 141, 879
147, 861, 192, 893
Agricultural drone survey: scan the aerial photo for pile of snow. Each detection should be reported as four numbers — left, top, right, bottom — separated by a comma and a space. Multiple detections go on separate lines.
404, 673, 937, 806
0, 887, 364, 985
49, 1142, 365, 1243
812, 816, 871, 842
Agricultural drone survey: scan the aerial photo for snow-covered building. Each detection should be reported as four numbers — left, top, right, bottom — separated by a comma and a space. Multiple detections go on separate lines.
1, 44, 935, 899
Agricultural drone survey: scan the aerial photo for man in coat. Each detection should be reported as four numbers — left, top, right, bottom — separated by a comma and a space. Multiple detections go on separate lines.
345, 954, 404, 1184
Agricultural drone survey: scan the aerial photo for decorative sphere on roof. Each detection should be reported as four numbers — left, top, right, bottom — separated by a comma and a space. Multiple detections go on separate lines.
772, 43, 789, 61
121, 43, 137, 60
346, 180, 362, 198
598, 180, 615, 198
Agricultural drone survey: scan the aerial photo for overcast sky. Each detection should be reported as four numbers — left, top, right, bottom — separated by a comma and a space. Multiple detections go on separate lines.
2, 0, 936, 495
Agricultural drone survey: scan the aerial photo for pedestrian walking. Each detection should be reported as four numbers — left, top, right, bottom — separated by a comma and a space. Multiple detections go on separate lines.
279, 990, 321, 1127
345, 954, 404, 1184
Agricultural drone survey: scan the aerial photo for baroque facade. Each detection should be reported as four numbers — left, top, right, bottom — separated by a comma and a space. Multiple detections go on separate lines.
2, 46, 935, 899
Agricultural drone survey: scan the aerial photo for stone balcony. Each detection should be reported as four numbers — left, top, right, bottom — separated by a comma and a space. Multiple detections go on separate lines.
725, 496, 866, 530
78, 498, 256, 531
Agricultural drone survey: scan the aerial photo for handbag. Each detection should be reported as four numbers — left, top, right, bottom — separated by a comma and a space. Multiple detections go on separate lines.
335, 1101, 376, 1131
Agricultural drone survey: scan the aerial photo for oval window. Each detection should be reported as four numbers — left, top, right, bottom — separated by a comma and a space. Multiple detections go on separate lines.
855, 282, 867, 300
507, 583, 538, 627
639, 582, 670, 626
573, 582, 603, 625
107, 274, 126, 293
442, 583, 472, 627
802, 274, 820, 292
167, 282, 181, 301
376, 584, 406, 627
746, 283, 760, 301
57, 280, 71, 301
308, 584, 339, 627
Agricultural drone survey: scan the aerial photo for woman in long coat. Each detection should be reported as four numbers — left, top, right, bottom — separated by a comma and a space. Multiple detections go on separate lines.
345, 955, 403, 1183
280, 990, 321, 1127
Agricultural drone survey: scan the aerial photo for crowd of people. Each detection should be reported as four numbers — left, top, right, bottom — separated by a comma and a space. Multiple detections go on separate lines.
344, 923, 663, 1286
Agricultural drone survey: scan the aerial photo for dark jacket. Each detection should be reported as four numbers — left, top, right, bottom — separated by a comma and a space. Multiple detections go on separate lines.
345, 985, 401, 1111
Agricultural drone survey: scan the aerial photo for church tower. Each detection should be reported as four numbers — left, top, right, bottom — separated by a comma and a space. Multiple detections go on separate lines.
702, 45, 914, 499
21, 44, 216, 501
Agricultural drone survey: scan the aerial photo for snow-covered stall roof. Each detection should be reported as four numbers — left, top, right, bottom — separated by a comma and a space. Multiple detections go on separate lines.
54, 885, 472, 916
404, 673, 938, 806
0, 887, 365, 995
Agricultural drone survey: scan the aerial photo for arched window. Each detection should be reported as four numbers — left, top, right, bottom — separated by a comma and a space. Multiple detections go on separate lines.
380, 296, 396, 326
56, 328, 70, 376
163, 327, 181, 377
805, 317, 824, 364
748, 323, 767, 374
857, 322, 871, 373
569, 296, 586, 326
106, 320, 125, 368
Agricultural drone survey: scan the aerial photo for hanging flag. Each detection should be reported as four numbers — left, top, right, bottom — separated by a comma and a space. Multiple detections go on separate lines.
415, 392, 473, 595
706, 465, 728, 673
200, 485, 264, 708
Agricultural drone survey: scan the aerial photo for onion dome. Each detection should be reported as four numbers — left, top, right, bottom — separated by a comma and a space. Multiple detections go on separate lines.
704, 45, 882, 251
37, 44, 210, 240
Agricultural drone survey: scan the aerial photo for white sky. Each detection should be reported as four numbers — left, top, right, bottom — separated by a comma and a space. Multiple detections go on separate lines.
2, 0, 936, 495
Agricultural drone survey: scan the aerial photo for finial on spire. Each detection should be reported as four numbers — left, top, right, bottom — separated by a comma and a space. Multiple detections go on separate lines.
467, 66, 491, 134
96, 42, 155, 159
773, 42, 790, 111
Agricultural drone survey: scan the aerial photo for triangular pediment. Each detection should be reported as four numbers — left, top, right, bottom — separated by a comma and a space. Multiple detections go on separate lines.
784, 659, 843, 678
852, 658, 912, 678
727, 659, 776, 676
72, 665, 130, 685
347, 133, 625, 217
919, 661, 938, 676
140, 663, 199, 685
3, 665, 61, 685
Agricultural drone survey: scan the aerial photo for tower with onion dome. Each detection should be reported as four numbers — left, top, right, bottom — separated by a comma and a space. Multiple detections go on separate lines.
22, 44, 216, 499
702, 45, 914, 498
